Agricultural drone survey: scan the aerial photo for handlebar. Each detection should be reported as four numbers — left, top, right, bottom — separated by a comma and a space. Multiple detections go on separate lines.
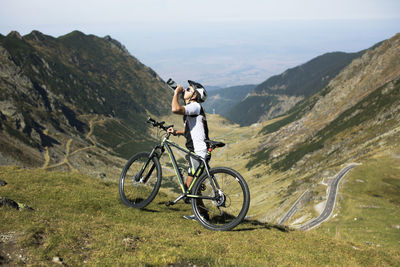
147, 117, 173, 132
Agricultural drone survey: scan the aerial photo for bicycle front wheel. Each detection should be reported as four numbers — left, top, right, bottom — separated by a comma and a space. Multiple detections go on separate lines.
119, 152, 162, 209
192, 167, 250, 231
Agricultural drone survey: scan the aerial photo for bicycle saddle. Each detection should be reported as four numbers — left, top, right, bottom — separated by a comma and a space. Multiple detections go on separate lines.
205, 140, 225, 149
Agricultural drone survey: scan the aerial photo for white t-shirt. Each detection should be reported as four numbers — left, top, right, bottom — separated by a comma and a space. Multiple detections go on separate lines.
184, 102, 208, 158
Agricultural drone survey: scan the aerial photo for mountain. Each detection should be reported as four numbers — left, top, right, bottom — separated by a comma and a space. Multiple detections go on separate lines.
202, 84, 256, 116
241, 32, 400, 226
203, 85, 222, 91
0, 30, 172, 177
226, 50, 368, 126
1, 29, 399, 258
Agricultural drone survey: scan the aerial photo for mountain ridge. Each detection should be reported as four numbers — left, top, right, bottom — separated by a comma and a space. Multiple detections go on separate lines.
225, 49, 369, 125
0, 30, 172, 177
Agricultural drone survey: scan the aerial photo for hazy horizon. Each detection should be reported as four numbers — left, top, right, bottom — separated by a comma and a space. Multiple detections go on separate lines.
1, 0, 399, 87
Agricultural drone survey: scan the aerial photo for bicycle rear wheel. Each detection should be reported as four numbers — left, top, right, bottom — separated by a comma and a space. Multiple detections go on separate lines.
119, 152, 162, 209
191, 167, 250, 231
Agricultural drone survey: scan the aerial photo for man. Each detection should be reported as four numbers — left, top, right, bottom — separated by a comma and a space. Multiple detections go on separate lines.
167, 80, 209, 220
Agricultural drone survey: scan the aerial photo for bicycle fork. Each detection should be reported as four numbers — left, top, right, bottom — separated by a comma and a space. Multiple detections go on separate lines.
135, 147, 162, 183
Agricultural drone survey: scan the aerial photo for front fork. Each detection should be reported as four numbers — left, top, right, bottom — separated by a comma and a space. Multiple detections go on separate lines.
135, 146, 164, 183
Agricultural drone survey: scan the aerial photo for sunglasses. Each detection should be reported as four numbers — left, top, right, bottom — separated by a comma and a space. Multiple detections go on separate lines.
184, 87, 192, 92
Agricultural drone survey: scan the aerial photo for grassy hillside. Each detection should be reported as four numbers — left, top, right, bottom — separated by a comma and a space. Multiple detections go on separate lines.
316, 153, 400, 250
1, 166, 399, 266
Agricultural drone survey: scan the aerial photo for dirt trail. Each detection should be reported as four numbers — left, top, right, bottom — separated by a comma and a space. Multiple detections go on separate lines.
42, 115, 107, 171
41, 129, 51, 169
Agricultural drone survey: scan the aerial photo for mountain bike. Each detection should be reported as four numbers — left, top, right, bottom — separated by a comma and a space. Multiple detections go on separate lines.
119, 117, 250, 231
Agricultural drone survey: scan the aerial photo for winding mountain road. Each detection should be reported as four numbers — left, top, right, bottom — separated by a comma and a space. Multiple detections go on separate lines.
299, 163, 359, 230
279, 189, 309, 225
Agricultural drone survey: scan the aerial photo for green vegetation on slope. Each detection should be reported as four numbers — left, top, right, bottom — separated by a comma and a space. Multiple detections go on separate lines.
260, 85, 333, 135
271, 78, 400, 171
248, 77, 400, 171
92, 119, 155, 159
244, 86, 333, 170
1, 166, 399, 266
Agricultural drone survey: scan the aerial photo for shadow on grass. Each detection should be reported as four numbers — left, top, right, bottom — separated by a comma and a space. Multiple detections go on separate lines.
233, 219, 294, 233
156, 201, 188, 212
141, 208, 159, 213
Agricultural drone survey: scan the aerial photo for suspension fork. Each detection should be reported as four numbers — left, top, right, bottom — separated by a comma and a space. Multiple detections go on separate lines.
136, 145, 164, 182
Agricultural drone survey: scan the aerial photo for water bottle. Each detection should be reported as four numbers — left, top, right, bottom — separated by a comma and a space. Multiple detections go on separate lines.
166, 78, 177, 91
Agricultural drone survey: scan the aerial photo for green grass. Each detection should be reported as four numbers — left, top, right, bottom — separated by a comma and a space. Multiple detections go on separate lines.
317, 154, 400, 251
1, 166, 399, 266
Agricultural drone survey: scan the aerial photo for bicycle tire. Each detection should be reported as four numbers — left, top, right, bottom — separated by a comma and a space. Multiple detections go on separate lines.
119, 152, 162, 209
191, 167, 250, 231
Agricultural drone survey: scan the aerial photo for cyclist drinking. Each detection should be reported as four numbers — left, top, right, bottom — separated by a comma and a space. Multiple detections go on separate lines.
167, 80, 209, 220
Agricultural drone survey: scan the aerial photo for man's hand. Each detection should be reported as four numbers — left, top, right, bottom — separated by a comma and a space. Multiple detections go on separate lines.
175, 85, 184, 94
167, 127, 176, 135
171, 85, 186, 114
167, 127, 183, 136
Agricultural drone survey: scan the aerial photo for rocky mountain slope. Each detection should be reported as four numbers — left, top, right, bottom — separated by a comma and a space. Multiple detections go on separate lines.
0, 30, 172, 178
226, 50, 368, 125
242, 32, 400, 226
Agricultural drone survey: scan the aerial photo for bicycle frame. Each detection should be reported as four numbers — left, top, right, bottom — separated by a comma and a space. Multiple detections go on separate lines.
146, 135, 219, 204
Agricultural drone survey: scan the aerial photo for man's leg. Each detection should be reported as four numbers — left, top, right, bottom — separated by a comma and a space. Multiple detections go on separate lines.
185, 175, 208, 216
186, 175, 193, 188
183, 153, 209, 220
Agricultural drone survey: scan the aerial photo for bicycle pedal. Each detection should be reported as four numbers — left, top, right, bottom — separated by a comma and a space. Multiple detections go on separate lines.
165, 201, 174, 206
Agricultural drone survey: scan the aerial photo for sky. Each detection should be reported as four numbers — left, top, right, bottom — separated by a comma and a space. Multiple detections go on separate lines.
1, 0, 399, 87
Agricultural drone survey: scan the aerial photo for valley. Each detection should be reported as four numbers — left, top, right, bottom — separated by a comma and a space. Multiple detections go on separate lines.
1, 30, 400, 265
